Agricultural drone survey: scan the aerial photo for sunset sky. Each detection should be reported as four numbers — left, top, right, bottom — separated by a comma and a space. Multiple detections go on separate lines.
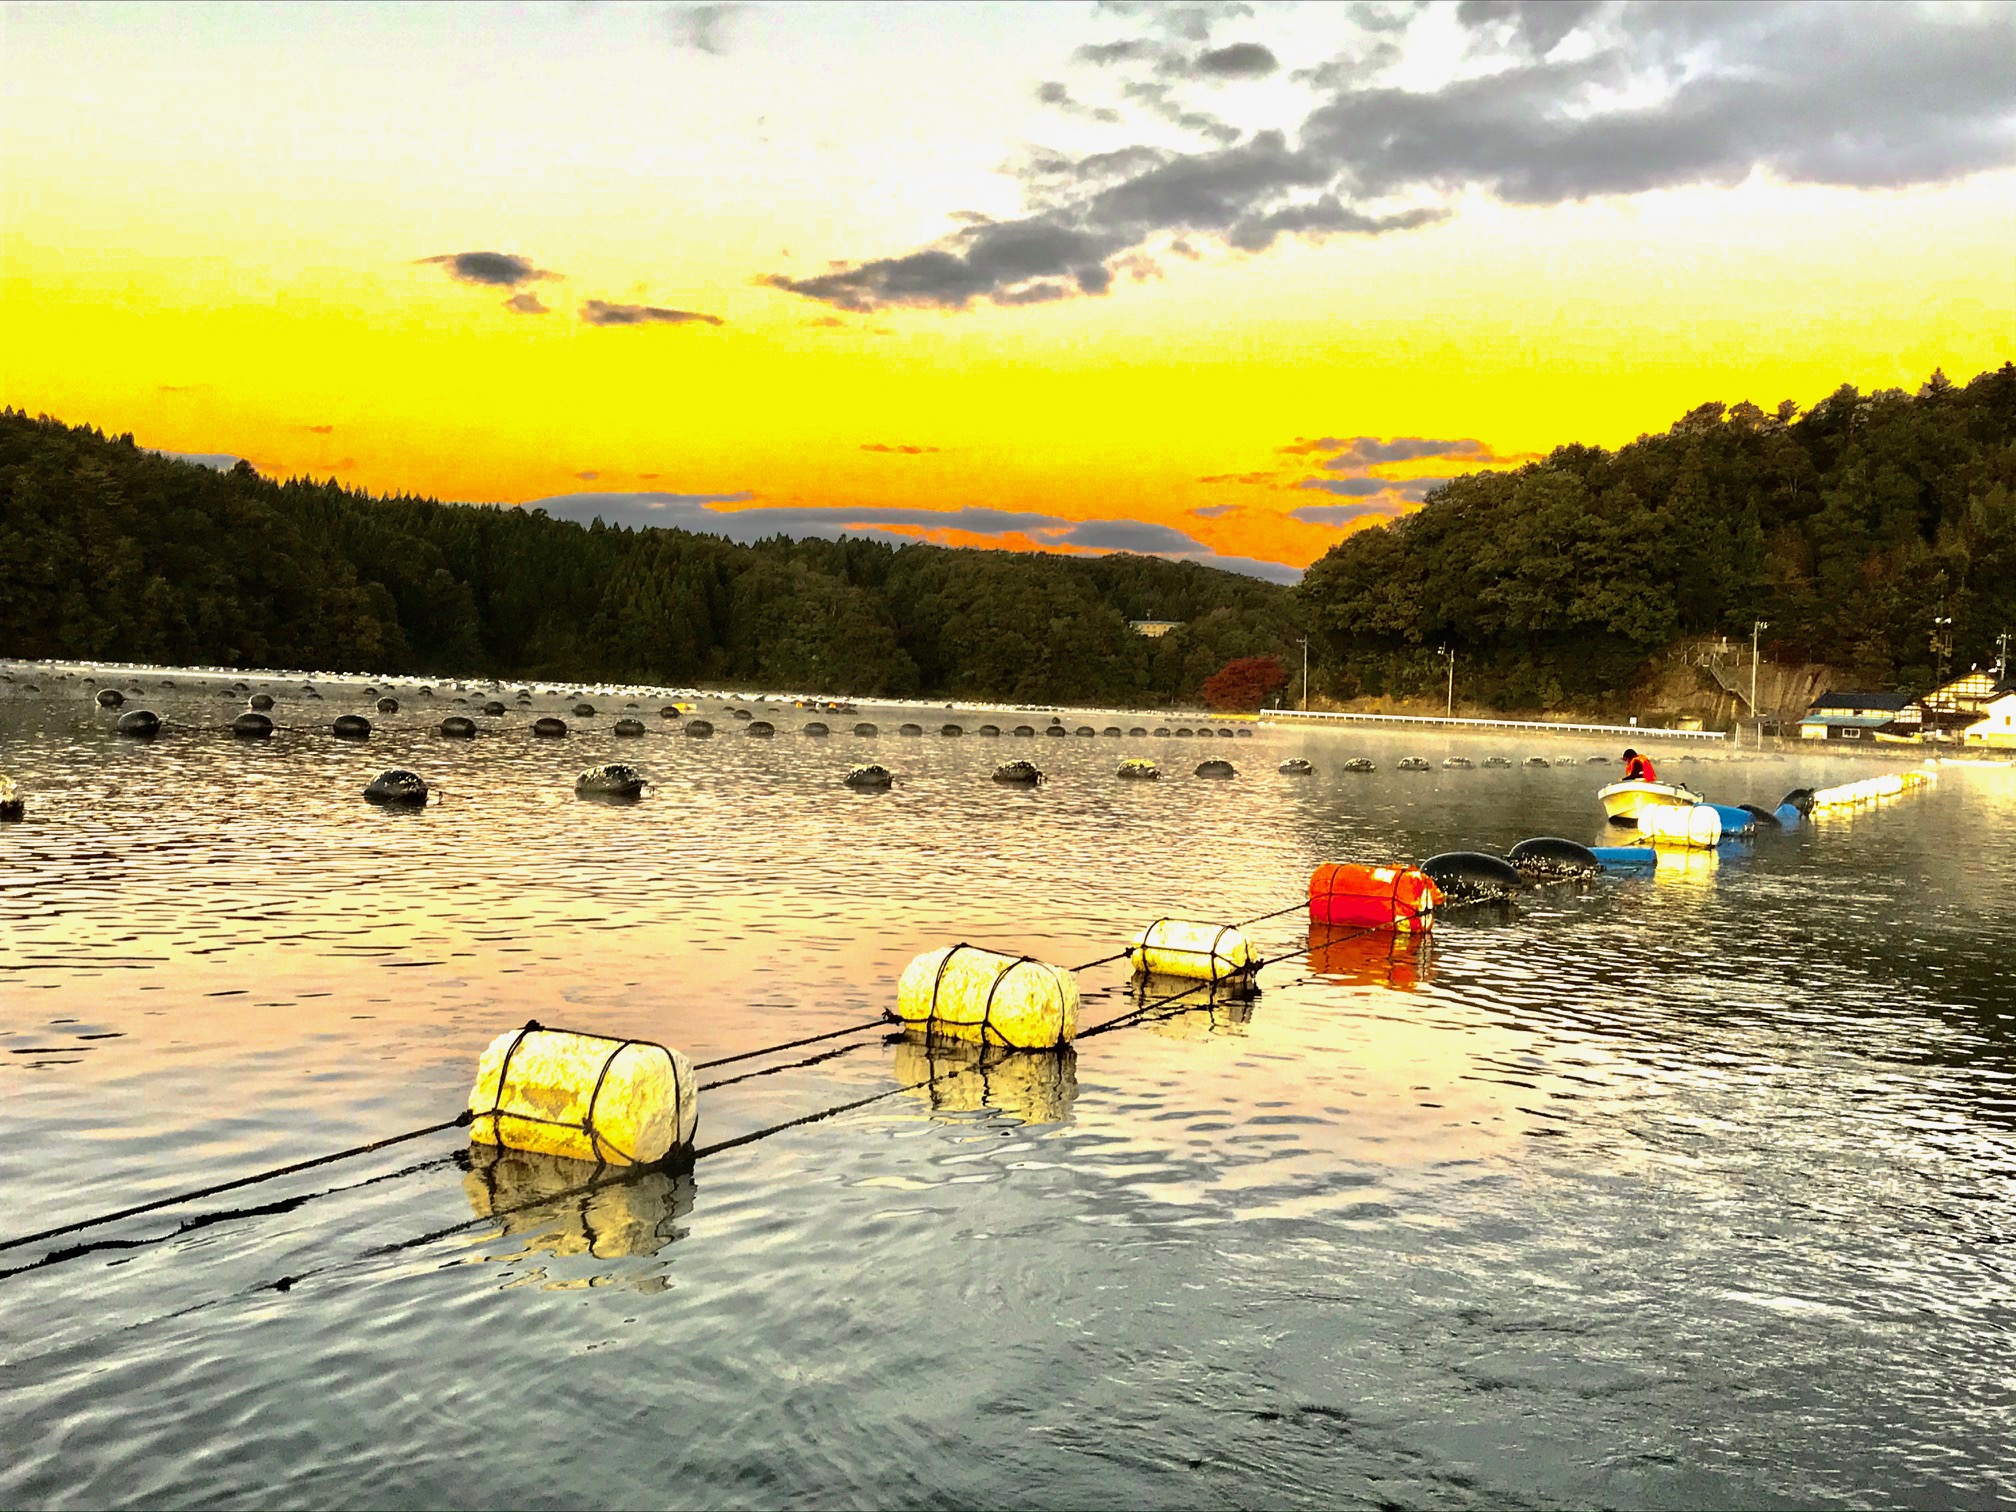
3, 0, 2011, 581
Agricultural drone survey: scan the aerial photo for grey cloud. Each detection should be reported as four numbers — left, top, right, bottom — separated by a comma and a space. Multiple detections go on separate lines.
1056, 519, 1208, 552
580, 300, 725, 327
1190, 503, 1239, 517
421, 251, 556, 287
666, 2, 746, 55
520, 491, 1297, 580
147, 449, 245, 471
1037, 80, 1123, 124
1193, 42, 1277, 78
1096, 1, 1254, 44
1298, 476, 1452, 501
772, 2, 2015, 312
1316, 435, 1488, 468
504, 292, 550, 315
1291, 500, 1403, 527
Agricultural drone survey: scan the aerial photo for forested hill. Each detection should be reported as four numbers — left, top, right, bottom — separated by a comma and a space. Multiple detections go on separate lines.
1299, 364, 2016, 709
0, 409, 1295, 704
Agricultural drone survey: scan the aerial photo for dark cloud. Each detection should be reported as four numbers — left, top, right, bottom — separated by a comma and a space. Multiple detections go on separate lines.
1193, 42, 1277, 78
1037, 80, 1124, 124
860, 444, 941, 454
1313, 436, 1488, 468
665, 2, 747, 55
421, 251, 557, 287
580, 300, 725, 327
1189, 503, 1240, 518
146, 449, 246, 471
1290, 500, 1404, 527
772, 2, 2015, 312
504, 292, 550, 315
520, 491, 1296, 579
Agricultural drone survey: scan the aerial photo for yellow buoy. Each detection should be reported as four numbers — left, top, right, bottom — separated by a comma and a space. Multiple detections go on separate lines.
1126, 919, 1257, 981
467, 1022, 697, 1166
894, 945, 1078, 1048
1638, 803, 1722, 847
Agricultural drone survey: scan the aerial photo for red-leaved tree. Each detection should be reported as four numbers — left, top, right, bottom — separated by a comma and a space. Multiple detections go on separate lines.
1201, 655, 1288, 712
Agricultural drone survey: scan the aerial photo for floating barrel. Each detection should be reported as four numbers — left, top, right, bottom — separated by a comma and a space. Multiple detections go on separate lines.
685, 719, 714, 738
1342, 757, 1376, 773
977, 725, 1001, 737
1638, 803, 1722, 847
1507, 837, 1600, 879
899, 723, 924, 736
1174, 727, 1192, 738
804, 722, 831, 737
1195, 728, 1214, 739
894, 945, 1078, 1049
1556, 756, 1579, 767
1074, 726, 1094, 737
1117, 758, 1160, 780
96, 689, 124, 708
661, 707, 684, 719
364, 769, 428, 806
0, 776, 22, 822
1442, 756, 1473, 769
440, 716, 478, 738
468, 1023, 697, 1167
731, 709, 753, 720
1309, 863, 1441, 931
577, 763, 645, 797
746, 720, 774, 737
1420, 851, 1524, 904
533, 717, 568, 738
1102, 727, 1121, 737
941, 724, 963, 737
993, 761, 1044, 785
117, 709, 161, 738
1045, 726, 1067, 738
417, 686, 434, 697
615, 718, 647, 737
232, 712, 274, 739
377, 697, 399, 713
1234, 728, 1253, 738
1127, 920, 1257, 982
1482, 756, 1512, 768
844, 763, 893, 789
1279, 758, 1313, 776
853, 722, 878, 737
249, 693, 275, 710
1526, 756, 1550, 768
1397, 757, 1431, 771
1012, 725, 1035, 737
1129, 727, 1147, 737
1707, 803, 1756, 837
483, 701, 506, 716
568, 703, 592, 717
1153, 727, 1171, 737
1194, 759, 1236, 778
1589, 844, 1657, 871
333, 714, 372, 740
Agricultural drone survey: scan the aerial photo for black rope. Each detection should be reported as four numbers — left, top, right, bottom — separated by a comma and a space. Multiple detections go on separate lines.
694, 1017, 890, 1070
0, 1110, 474, 1256
698, 1034, 887, 1091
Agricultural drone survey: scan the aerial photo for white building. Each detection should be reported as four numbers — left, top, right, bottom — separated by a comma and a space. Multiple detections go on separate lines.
1962, 691, 2016, 750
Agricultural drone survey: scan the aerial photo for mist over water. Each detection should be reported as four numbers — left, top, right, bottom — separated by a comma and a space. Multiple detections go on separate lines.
3, 675, 2012, 1510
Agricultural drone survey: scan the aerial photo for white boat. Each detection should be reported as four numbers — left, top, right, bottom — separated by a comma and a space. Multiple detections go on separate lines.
1598, 779, 1704, 823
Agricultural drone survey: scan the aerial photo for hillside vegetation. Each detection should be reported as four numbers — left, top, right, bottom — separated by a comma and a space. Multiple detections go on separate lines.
1298, 364, 2016, 710
0, 409, 1294, 705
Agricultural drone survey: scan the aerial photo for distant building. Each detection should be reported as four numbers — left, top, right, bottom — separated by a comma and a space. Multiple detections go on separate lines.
1962, 690, 2016, 750
1129, 620, 1182, 638
1921, 669, 2011, 732
1800, 690, 1917, 741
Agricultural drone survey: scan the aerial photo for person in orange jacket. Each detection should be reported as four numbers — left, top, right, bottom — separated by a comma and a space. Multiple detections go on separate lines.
1622, 748, 1657, 783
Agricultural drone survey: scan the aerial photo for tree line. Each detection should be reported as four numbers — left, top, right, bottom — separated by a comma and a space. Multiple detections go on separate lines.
1297, 364, 2016, 709
0, 409, 1296, 705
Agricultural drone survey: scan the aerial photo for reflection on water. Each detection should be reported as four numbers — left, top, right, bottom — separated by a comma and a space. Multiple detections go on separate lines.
892, 1037, 1079, 1125
1132, 971, 1260, 1039
462, 1145, 695, 1264
1306, 919, 1435, 988
2, 674, 2014, 1509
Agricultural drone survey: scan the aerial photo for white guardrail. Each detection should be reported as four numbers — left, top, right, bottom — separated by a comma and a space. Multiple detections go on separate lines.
1258, 709, 1731, 741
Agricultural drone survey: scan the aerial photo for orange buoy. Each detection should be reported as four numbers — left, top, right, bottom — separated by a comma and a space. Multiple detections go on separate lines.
1308, 862, 1441, 931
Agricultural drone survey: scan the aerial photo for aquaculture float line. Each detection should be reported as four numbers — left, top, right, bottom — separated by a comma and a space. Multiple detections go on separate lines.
0, 769, 1941, 1267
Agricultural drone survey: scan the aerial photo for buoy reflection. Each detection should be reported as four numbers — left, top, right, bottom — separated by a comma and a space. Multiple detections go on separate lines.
1653, 845, 1721, 887
894, 1038, 1078, 1126
1134, 971, 1258, 1039
1306, 921, 1434, 990
462, 1145, 694, 1262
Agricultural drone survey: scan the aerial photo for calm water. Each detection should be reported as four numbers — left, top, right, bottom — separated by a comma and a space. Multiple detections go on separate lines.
3, 673, 2012, 1510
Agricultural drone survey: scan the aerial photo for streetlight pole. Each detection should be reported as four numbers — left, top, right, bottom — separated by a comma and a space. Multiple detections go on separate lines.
1931, 615, 1954, 743
1751, 619, 1769, 747
1438, 645, 1455, 719
1297, 638, 1308, 712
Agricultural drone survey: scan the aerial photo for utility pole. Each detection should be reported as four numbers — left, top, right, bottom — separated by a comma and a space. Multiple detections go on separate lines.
1297, 638, 1308, 712
1751, 619, 1769, 748
1439, 645, 1455, 719
1931, 615, 1954, 742
1998, 630, 2011, 683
